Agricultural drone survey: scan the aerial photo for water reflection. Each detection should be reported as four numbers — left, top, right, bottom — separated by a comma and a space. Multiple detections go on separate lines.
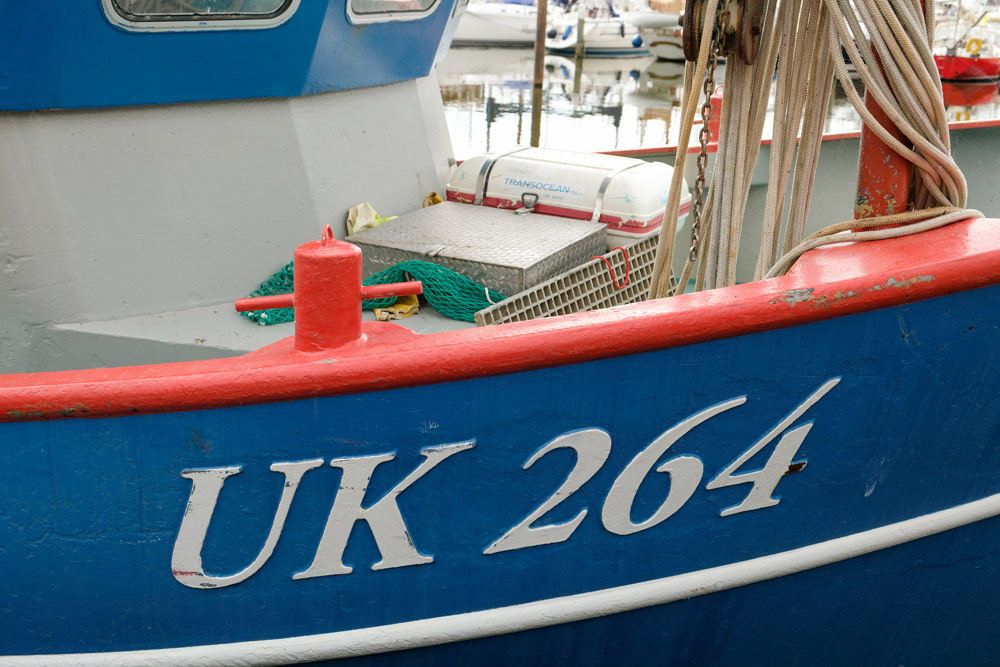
942, 81, 1000, 122
437, 45, 1000, 160
438, 47, 677, 157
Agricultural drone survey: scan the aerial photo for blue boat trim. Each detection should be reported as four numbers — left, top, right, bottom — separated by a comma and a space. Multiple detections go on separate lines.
11, 491, 1000, 666
0, 0, 457, 109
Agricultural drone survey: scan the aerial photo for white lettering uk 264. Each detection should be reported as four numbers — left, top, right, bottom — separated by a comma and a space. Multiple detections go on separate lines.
171, 378, 840, 589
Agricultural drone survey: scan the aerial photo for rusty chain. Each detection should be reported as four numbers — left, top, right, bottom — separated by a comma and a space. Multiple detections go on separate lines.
689, 10, 727, 264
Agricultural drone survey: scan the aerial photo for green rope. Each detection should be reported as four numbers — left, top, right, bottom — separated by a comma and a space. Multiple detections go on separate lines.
239, 260, 506, 325
240, 262, 295, 326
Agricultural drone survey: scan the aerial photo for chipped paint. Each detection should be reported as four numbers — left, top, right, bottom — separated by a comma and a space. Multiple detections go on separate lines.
887, 275, 934, 288
771, 288, 856, 308
869, 275, 935, 291
775, 288, 815, 306
771, 277, 935, 310
831, 289, 860, 302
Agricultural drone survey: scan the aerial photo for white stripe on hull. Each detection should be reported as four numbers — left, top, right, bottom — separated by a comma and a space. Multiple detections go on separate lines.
11, 491, 1000, 666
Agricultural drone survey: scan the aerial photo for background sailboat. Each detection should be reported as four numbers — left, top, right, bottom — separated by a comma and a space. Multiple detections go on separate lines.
545, 0, 652, 56
452, 0, 539, 46
629, 0, 685, 60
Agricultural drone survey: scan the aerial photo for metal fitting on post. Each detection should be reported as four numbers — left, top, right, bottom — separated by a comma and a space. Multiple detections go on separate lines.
682, 0, 766, 65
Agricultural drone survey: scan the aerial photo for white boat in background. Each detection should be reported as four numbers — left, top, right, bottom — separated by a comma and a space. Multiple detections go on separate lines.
546, 0, 651, 56
625, 59, 685, 111
629, 0, 684, 60
452, 0, 538, 47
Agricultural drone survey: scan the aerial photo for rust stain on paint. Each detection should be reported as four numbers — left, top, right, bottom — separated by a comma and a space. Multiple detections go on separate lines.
855, 192, 874, 219
854, 202, 875, 219
8, 403, 97, 420
784, 461, 808, 475
185, 429, 212, 455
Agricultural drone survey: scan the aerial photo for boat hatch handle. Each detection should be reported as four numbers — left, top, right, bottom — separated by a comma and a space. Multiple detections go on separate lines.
234, 226, 422, 352
515, 192, 540, 215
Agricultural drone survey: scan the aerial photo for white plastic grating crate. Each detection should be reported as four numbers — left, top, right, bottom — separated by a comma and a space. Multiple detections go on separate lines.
474, 234, 673, 326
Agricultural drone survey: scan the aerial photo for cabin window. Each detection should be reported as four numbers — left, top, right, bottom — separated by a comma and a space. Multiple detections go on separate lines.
349, 0, 440, 23
104, 0, 298, 30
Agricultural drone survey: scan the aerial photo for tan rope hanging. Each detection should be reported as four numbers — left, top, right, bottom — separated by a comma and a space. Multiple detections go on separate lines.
648, 0, 981, 298
767, 0, 982, 278
646, 0, 721, 300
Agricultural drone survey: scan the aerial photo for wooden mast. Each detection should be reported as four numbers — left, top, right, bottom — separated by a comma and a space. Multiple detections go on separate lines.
530, 0, 549, 146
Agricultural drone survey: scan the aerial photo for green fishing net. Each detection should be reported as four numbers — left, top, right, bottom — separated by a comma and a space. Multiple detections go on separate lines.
239, 259, 506, 325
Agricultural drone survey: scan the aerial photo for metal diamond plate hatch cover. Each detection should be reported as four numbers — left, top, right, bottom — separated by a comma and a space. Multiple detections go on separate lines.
349, 202, 607, 296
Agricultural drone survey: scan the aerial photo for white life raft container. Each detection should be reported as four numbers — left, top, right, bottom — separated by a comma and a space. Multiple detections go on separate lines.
447, 147, 691, 237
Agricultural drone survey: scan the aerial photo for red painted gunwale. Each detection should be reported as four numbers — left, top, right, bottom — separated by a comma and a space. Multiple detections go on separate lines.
1, 218, 998, 422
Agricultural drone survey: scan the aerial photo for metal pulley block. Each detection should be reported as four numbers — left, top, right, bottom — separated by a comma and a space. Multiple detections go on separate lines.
682, 0, 766, 65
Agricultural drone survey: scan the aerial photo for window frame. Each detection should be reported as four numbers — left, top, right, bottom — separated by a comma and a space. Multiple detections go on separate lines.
346, 0, 442, 25
102, 0, 300, 32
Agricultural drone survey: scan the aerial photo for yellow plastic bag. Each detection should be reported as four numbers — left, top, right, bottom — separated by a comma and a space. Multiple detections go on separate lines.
346, 203, 396, 236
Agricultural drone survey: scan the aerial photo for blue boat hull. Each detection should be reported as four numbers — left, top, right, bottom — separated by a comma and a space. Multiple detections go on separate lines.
4, 282, 1000, 663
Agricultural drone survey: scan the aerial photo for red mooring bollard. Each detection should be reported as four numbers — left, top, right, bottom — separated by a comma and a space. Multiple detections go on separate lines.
235, 226, 422, 352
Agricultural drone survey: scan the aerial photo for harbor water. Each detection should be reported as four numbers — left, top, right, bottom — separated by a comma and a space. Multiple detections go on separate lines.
438, 45, 1000, 160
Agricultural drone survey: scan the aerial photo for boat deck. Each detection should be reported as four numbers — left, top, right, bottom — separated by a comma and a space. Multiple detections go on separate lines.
30, 119, 1000, 373
42, 304, 474, 372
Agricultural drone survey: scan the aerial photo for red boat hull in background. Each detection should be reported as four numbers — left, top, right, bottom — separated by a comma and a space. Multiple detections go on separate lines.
942, 80, 1000, 106
935, 54, 1000, 81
